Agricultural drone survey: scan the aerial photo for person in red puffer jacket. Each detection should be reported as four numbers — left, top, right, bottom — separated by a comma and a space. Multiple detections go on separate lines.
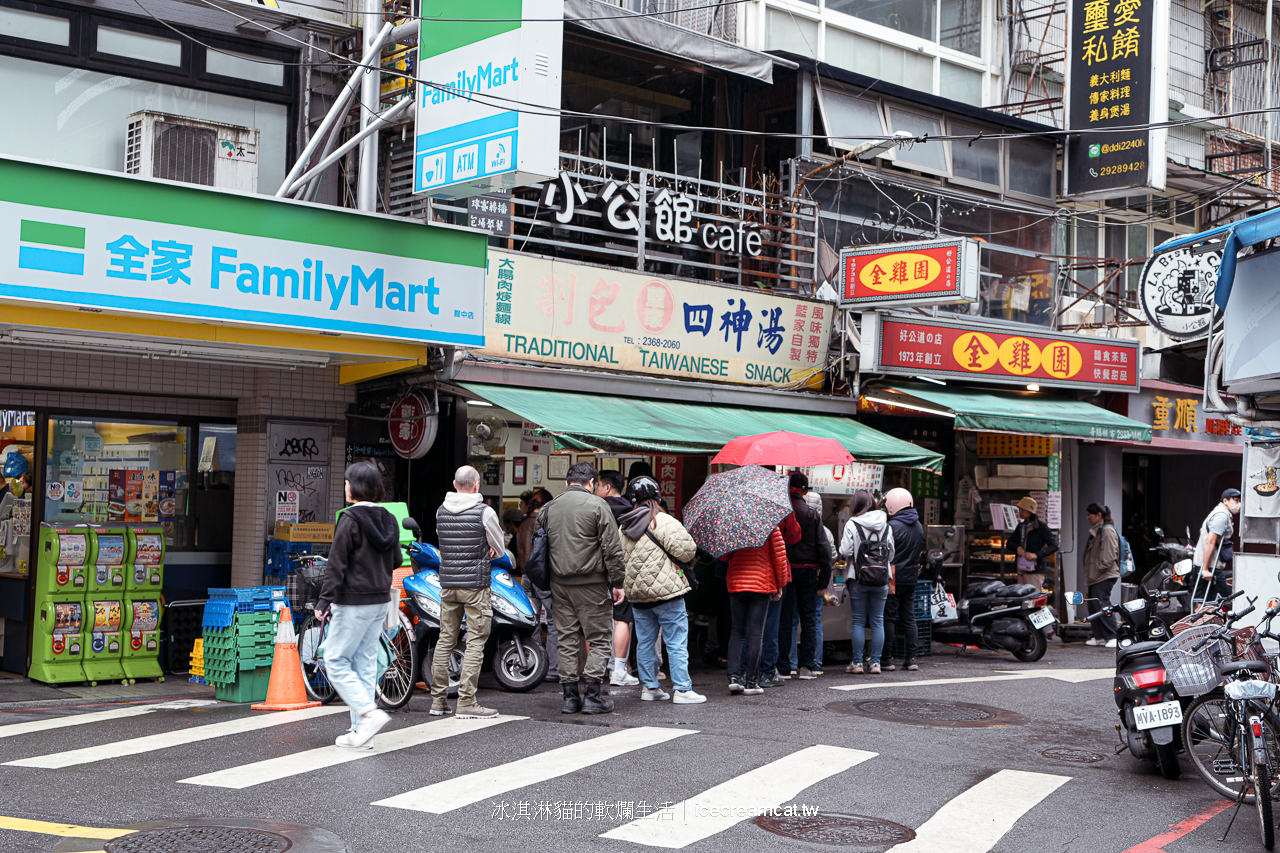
725, 527, 791, 695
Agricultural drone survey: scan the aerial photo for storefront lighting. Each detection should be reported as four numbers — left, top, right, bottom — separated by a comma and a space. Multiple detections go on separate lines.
1026, 384, 1040, 392
0, 330, 330, 369
862, 395, 957, 418
919, 376, 946, 385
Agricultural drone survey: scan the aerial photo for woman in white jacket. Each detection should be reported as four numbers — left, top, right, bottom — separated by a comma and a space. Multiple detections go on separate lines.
838, 491, 895, 674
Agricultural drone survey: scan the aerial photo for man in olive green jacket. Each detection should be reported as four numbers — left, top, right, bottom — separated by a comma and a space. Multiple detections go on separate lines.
539, 461, 626, 714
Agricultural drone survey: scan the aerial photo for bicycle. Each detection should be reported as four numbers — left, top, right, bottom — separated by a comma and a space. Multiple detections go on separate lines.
1178, 598, 1280, 850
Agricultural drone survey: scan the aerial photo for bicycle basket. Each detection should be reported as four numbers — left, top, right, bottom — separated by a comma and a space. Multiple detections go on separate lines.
296, 557, 328, 602
1157, 624, 1233, 697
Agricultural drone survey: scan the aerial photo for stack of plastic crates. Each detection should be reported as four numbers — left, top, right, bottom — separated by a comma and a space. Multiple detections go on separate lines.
890, 584, 935, 659
188, 639, 206, 685
202, 587, 288, 702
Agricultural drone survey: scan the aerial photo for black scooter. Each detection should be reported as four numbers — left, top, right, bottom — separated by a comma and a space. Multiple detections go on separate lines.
923, 547, 1056, 662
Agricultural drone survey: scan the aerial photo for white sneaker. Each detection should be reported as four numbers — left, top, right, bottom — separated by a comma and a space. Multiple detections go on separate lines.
610, 669, 640, 686
640, 686, 670, 701
673, 690, 707, 705
1105, 639, 1117, 648
1085, 638, 1103, 646
334, 731, 374, 749
349, 709, 390, 747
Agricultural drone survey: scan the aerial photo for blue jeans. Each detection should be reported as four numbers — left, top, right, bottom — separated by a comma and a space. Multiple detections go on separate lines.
633, 598, 692, 692
756, 596, 783, 676
324, 601, 386, 728
848, 581, 889, 665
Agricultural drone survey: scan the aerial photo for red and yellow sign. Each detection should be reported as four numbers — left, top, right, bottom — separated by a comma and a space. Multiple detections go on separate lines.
840, 237, 979, 308
871, 315, 1140, 391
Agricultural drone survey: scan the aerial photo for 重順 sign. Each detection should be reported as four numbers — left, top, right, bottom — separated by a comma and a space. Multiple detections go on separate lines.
1128, 387, 1244, 446
0, 158, 487, 345
414, 0, 562, 198
1063, 0, 1170, 196
480, 251, 831, 387
839, 238, 980, 308
388, 390, 435, 459
862, 313, 1141, 392
1139, 243, 1221, 340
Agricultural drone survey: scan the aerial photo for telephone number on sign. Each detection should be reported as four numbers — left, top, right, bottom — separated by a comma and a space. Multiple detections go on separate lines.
1101, 139, 1144, 154
642, 337, 681, 349
1100, 162, 1145, 176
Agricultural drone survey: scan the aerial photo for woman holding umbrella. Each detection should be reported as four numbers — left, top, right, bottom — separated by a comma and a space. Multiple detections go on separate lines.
724, 528, 791, 695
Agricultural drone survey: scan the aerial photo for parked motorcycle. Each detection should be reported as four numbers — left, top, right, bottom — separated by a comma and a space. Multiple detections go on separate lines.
922, 547, 1056, 662
1137, 527, 1195, 625
401, 517, 548, 693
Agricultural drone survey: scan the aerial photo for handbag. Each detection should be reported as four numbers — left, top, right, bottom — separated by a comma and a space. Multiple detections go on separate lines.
523, 503, 553, 591
644, 529, 698, 592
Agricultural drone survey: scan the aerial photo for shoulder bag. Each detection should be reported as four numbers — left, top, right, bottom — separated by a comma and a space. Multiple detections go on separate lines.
644, 528, 699, 592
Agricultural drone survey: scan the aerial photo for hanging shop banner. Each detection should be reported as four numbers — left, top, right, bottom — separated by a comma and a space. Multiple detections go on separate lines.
479, 251, 831, 387
0, 158, 487, 345
388, 390, 435, 459
1246, 444, 1280, 517
1139, 243, 1220, 339
797, 463, 885, 495
414, 0, 562, 198
862, 312, 1141, 392
1063, 0, 1170, 196
838, 238, 980, 308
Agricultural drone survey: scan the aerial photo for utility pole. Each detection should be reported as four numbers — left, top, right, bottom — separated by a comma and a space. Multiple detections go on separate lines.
357, 0, 382, 212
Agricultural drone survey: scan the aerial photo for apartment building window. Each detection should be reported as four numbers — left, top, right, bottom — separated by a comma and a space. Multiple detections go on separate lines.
824, 0, 980, 54
825, 28, 933, 91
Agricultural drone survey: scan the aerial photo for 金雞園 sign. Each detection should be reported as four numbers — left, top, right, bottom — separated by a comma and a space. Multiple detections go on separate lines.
479, 251, 831, 387
863, 313, 1141, 392
839, 238, 979, 307
1064, 0, 1169, 196
0, 158, 487, 345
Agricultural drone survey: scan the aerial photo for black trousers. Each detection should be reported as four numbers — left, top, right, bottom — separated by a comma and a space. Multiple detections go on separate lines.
727, 591, 770, 681
882, 583, 918, 663
791, 566, 821, 669
1087, 578, 1118, 640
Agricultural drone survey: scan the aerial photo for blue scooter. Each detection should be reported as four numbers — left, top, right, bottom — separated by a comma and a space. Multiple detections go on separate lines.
401, 517, 548, 693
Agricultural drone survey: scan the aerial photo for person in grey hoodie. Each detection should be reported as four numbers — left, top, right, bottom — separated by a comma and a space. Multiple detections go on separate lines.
433, 465, 505, 719
838, 490, 895, 674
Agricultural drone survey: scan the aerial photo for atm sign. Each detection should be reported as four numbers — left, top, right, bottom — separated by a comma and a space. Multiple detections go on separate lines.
840, 237, 979, 308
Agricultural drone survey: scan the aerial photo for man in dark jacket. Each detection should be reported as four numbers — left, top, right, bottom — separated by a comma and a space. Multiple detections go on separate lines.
541, 462, 626, 714
1006, 495, 1059, 590
433, 465, 505, 719
782, 472, 833, 680
595, 469, 638, 686
883, 488, 925, 672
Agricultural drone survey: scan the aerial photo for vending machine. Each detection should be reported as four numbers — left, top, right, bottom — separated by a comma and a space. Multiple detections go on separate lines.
125, 528, 164, 593
82, 597, 124, 684
87, 527, 127, 594
122, 599, 162, 681
28, 524, 90, 684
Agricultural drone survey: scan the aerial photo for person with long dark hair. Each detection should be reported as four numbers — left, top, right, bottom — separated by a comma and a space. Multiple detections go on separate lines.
839, 490, 895, 674
1083, 502, 1120, 648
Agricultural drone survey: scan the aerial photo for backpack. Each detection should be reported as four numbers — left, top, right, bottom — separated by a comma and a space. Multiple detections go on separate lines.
852, 521, 892, 587
524, 501, 557, 592
1107, 524, 1135, 578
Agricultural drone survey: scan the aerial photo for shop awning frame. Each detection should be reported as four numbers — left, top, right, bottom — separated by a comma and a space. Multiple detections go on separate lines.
461, 383, 945, 472
868, 383, 1153, 443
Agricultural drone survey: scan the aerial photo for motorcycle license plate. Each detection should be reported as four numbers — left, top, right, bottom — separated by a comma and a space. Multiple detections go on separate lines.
1133, 700, 1183, 731
1028, 607, 1055, 629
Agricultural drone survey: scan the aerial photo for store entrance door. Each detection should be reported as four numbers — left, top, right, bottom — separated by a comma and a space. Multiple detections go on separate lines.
0, 409, 36, 672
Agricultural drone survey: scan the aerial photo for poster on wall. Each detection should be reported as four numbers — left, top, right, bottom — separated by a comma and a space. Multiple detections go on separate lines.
1245, 444, 1280, 518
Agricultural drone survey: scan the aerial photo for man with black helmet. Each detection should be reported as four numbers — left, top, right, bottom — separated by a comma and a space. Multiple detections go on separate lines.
1194, 488, 1242, 601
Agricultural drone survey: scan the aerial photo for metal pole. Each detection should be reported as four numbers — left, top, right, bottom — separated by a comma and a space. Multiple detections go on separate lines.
292, 98, 413, 188
1267, 0, 1274, 182
357, 0, 383, 212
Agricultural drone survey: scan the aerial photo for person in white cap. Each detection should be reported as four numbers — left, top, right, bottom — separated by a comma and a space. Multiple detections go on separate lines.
883, 488, 925, 672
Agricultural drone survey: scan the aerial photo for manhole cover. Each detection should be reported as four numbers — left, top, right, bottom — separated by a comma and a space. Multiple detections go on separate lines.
826, 697, 1024, 728
756, 812, 916, 847
105, 827, 292, 853
1041, 747, 1106, 764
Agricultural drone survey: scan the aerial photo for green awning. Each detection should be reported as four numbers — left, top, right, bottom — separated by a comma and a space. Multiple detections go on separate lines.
461, 383, 945, 471
871, 383, 1152, 443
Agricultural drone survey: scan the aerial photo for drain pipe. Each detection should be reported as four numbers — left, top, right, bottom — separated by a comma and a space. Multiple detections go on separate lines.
356, 0, 383, 212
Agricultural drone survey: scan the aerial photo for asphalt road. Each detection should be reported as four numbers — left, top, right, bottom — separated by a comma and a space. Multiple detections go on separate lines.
0, 641, 1260, 853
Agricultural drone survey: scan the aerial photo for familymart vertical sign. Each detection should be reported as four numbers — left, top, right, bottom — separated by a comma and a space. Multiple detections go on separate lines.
413, 0, 562, 199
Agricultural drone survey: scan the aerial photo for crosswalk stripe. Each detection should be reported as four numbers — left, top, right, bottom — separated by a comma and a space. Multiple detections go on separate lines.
0, 700, 217, 740
4, 705, 348, 769
179, 714, 526, 789
374, 726, 697, 814
599, 744, 877, 849
886, 769, 1070, 853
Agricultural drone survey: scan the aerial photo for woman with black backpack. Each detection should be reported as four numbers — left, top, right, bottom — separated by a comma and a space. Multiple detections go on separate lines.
838, 490, 896, 675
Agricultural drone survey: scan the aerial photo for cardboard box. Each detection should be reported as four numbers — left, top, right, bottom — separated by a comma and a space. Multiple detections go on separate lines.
273, 522, 334, 543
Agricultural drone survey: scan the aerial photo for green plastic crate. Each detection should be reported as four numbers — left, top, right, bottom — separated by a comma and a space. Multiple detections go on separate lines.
235, 632, 273, 647
234, 612, 276, 627
215, 666, 271, 703
236, 655, 274, 670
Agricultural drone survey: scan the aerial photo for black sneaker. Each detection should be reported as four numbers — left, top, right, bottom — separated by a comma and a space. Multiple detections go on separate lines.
758, 674, 784, 688
728, 675, 744, 694
882, 662, 898, 672
905, 660, 919, 671
743, 680, 764, 695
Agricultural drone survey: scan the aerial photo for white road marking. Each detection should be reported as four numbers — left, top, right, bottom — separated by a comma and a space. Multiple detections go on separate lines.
180, 714, 525, 788
4, 705, 348, 769
829, 668, 1113, 692
886, 769, 1070, 853
600, 744, 876, 848
0, 700, 217, 740
375, 726, 696, 814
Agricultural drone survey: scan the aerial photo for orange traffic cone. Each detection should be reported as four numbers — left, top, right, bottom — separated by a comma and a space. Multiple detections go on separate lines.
252, 608, 321, 711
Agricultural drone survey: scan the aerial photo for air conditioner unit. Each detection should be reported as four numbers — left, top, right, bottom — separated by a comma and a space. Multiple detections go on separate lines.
124, 110, 259, 193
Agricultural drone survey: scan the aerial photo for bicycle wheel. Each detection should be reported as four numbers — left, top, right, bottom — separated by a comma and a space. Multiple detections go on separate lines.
375, 616, 418, 712
297, 613, 339, 705
1184, 693, 1280, 802
1256, 759, 1275, 850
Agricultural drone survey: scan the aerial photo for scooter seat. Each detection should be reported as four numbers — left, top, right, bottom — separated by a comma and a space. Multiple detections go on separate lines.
964, 580, 1005, 599
996, 583, 1039, 598
1116, 640, 1165, 662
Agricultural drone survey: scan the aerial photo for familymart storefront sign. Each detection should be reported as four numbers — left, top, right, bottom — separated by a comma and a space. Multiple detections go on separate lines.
0, 157, 487, 344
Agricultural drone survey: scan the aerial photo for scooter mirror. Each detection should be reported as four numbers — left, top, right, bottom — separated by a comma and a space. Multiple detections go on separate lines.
1269, 598, 1280, 613
402, 517, 422, 540
1154, 526, 1164, 538
1065, 591, 1085, 605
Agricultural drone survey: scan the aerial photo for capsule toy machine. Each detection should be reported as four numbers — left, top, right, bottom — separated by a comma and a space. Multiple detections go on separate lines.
121, 528, 165, 681
82, 528, 126, 683
125, 528, 164, 594
28, 524, 89, 684
86, 527, 127, 594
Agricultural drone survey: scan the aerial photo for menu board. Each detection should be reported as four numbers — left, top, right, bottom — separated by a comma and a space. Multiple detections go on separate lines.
108, 470, 126, 522
125, 471, 145, 522
142, 472, 159, 522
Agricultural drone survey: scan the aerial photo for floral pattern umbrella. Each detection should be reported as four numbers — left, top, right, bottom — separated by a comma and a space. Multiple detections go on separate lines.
683, 465, 793, 558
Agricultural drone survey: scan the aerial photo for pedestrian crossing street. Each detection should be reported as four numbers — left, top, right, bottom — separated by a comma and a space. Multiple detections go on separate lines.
0, 700, 1072, 850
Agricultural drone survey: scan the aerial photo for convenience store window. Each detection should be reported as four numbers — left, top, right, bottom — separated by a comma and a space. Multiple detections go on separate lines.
44, 419, 190, 547
0, 409, 36, 577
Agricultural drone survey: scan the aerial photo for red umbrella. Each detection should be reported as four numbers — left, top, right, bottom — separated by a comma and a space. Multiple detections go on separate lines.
711, 431, 854, 467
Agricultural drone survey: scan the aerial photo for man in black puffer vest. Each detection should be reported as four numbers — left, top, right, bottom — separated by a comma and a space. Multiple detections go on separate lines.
883, 488, 925, 672
433, 465, 505, 719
